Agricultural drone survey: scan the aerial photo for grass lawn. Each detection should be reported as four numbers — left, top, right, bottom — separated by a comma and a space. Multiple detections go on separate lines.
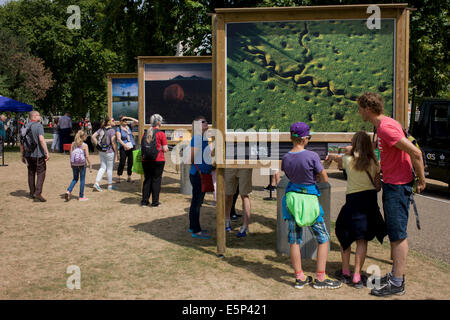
0, 148, 449, 299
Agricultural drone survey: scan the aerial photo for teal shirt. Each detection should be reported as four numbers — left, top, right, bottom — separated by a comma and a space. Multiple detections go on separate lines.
0, 120, 5, 139
189, 135, 212, 175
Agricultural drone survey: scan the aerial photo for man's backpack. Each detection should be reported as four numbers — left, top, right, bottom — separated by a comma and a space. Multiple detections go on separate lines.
96, 128, 109, 152
70, 144, 86, 166
20, 123, 37, 154
141, 129, 161, 161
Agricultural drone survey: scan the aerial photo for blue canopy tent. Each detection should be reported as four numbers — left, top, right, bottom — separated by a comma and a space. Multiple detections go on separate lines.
0, 96, 32, 166
0, 95, 33, 112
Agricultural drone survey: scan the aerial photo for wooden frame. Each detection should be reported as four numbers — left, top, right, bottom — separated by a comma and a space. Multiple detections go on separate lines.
107, 73, 138, 124
137, 56, 213, 140
213, 5, 411, 255
214, 4, 411, 161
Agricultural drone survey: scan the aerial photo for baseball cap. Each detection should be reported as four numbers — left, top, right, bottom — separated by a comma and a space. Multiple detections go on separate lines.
290, 122, 311, 138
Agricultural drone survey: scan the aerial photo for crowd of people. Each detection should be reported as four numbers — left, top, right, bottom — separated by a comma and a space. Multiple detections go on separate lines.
14, 91, 426, 297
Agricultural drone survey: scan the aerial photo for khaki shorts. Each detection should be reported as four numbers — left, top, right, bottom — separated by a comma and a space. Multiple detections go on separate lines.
225, 168, 253, 196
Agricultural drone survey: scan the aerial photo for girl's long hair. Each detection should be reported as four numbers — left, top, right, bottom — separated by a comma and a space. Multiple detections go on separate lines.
74, 130, 87, 147
350, 131, 379, 171
101, 116, 113, 128
146, 114, 163, 143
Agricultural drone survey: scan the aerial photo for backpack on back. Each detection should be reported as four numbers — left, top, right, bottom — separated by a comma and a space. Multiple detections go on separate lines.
96, 128, 109, 152
20, 123, 37, 154
71, 144, 86, 166
141, 129, 161, 161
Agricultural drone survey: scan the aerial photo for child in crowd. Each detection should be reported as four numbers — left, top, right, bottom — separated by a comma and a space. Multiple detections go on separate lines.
325, 131, 386, 288
65, 130, 92, 201
281, 122, 341, 290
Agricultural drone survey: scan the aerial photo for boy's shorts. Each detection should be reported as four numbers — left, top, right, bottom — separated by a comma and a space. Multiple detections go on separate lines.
382, 181, 413, 242
225, 168, 253, 196
288, 218, 329, 245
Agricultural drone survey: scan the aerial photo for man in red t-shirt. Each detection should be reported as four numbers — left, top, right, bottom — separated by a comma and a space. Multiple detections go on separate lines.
357, 92, 426, 297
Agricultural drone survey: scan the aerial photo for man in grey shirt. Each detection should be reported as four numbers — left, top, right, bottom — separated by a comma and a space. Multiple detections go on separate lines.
58, 111, 72, 153
20, 111, 49, 202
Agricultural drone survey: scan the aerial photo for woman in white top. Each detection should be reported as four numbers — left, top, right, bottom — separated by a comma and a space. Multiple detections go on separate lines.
91, 116, 118, 191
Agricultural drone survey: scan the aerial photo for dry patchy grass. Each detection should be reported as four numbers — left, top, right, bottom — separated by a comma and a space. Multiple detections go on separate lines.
0, 149, 449, 300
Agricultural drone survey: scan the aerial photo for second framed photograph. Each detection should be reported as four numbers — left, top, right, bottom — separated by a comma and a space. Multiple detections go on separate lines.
138, 56, 212, 132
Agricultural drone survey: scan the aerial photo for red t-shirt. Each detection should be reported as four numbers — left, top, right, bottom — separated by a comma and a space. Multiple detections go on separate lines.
377, 116, 413, 184
142, 128, 167, 162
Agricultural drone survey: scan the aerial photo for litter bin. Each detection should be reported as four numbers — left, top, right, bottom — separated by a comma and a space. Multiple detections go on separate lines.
180, 163, 192, 195
277, 175, 331, 259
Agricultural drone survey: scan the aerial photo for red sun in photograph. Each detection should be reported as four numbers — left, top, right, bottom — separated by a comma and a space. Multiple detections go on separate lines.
163, 83, 185, 102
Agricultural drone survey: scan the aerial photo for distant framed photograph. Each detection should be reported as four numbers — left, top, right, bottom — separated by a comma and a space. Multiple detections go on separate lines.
107, 74, 138, 120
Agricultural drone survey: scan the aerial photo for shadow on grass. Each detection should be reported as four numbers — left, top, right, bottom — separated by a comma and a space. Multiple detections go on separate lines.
130, 205, 375, 286
9, 189, 31, 199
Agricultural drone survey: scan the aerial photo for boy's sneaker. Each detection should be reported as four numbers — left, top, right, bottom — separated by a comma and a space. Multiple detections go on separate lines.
378, 272, 405, 286
107, 185, 116, 191
79, 197, 89, 201
65, 192, 71, 202
236, 226, 248, 238
294, 276, 312, 289
225, 222, 232, 232
93, 183, 102, 192
312, 276, 342, 289
371, 279, 405, 297
334, 270, 351, 284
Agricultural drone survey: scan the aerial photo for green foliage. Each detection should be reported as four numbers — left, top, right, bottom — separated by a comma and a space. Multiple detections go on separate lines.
0, 28, 53, 106
0, 0, 447, 124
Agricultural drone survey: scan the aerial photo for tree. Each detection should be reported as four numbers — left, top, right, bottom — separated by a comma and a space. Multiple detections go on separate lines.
0, 28, 53, 106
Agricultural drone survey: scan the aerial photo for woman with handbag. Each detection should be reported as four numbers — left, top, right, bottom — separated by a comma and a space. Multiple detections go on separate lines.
325, 131, 387, 289
188, 116, 213, 239
141, 114, 168, 207
116, 115, 138, 183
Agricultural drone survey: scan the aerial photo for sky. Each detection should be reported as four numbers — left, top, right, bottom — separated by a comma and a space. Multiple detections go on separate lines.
112, 78, 138, 97
0, 0, 13, 6
145, 63, 212, 81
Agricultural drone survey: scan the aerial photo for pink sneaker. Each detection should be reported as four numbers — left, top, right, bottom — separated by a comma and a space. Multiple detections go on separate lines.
79, 197, 89, 201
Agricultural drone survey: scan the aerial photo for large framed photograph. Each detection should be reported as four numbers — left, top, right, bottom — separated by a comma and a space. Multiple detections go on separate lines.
107, 73, 138, 120
214, 4, 411, 154
226, 19, 395, 134
137, 56, 212, 137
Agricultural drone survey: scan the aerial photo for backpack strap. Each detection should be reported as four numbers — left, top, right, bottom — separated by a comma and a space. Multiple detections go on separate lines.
410, 193, 421, 230
372, 126, 378, 148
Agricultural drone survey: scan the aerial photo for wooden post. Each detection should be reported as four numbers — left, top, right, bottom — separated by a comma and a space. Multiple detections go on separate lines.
214, 13, 227, 256
216, 168, 226, 256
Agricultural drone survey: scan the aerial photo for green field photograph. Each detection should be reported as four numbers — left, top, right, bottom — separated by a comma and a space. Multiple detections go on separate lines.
226, 19, 395, 133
